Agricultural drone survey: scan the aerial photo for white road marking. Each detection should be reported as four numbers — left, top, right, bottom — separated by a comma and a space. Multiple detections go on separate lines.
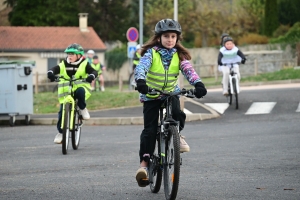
204, 103, 229, 114
183, 108, 193, 114
296, 102, 300, 112
245, 102, 276, 115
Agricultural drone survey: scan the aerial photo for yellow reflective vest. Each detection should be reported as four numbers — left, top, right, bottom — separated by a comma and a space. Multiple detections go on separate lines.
91, 63, 102, 75
57, 60, 91, 103
145, 49, 180, 98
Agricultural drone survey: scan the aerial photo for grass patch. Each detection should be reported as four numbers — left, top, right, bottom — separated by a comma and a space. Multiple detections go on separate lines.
241, 68, 300, 82
34, 68, 300, 114
34, 89, 141, 114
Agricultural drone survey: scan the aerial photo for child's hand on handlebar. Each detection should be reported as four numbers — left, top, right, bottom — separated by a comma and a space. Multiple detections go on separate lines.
136, 79, 149, 94
194, 82, 207, 98
47, 72, 56, 82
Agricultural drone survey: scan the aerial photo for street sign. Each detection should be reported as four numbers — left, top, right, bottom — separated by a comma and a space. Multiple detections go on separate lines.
126, 27, 139, 42
127, 42, 137, 58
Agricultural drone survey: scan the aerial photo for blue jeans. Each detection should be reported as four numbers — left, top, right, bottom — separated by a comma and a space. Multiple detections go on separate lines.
57, 87, 86, 133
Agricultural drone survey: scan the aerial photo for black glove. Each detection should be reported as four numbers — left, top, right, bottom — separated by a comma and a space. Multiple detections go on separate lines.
241, 58, 246, 64
194, 82, 207, 98
86, 74, 95, 83
218, 61, 223, 66
136, 79, 148, 94
47, 71, 56, 82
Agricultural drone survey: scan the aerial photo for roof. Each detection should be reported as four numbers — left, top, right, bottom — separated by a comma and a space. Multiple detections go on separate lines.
0, 26, 106, 52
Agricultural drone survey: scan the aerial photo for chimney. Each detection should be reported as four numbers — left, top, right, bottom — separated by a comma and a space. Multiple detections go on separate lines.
78, 13, 89, 32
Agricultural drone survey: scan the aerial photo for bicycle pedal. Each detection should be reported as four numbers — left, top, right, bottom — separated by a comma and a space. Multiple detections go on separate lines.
140, 178, 150, 186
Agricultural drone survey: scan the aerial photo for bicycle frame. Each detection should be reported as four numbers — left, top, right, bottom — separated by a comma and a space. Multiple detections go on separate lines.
59, 76, 82, 131
228, 64, 240, 94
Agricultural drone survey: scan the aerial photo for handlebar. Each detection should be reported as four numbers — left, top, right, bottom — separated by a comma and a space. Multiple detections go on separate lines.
135, 87, 196, 98
55, 75, 87, 83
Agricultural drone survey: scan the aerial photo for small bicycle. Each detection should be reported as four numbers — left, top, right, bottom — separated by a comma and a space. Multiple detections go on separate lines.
56, 76, 84, 155
227, 63, 240, 109
140, 87, 195, 200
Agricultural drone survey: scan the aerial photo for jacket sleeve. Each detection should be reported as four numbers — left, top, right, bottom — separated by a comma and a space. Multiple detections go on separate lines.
217, 52, 223, 65
47, 65, 60, 75
180, 60, 201, 86
237, 50, 246, 60
85, 62, 98, 78
134, 49, 152, 81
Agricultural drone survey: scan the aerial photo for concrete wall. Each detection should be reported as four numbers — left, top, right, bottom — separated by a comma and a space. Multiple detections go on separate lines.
102, 44, 296, 83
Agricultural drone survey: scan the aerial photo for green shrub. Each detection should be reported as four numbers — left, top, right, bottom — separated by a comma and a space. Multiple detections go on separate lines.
105, 45, 127, 71
269, 22, 300, 44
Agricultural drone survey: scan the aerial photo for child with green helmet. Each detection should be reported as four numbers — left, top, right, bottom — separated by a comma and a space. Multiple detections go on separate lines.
47, 43, 98, 144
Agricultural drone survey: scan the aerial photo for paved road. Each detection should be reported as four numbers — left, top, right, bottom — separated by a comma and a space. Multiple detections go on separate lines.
0, 85, 299, 199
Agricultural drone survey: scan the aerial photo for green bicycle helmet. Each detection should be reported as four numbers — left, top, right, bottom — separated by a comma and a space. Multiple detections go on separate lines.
155, 19, 182, 35
64, 43, 84, 55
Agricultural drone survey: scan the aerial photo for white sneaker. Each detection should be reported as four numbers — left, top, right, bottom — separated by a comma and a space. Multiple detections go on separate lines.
54, 133, 62, 144
80, 108, 90, 120
180, 135, 190, 153
101, 86, 105, 91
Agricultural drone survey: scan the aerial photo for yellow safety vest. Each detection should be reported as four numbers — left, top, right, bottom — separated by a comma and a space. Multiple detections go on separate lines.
133, 52, 141, 65
57, 60, 91, 103
145, 49, 180, 98
91, 63, 102, 75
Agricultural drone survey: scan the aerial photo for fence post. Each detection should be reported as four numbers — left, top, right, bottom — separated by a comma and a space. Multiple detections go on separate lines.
254, 59, 258, 76
35, 72, 39, 94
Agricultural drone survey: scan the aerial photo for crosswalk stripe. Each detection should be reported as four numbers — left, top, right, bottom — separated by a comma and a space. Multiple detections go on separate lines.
245, 102, 276, 115
296, 102, 300, 112
204, 103, 229, 114
183, 108, 193, 114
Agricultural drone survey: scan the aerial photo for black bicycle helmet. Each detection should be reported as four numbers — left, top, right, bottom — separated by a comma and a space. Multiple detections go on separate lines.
155, 19, 182, 35
223, 36, 233, 46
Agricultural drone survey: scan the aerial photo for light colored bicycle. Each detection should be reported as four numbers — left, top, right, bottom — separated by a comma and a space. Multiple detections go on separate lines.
56, 76, 84, 155
227, 63, 240, 109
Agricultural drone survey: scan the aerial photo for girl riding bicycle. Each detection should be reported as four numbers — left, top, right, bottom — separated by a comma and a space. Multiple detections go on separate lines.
47, 43, 98, 144
134, 18, 207, 187
218, 37, 246, 95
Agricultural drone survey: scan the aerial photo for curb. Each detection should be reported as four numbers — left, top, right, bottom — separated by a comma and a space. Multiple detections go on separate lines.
0, 99, 220, 126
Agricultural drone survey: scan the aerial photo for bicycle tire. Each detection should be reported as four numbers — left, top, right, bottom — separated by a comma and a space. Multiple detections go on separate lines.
149, 134, 162, 193
227, 83, 232, 105
71, 108, 82, 150
232, 78, 239, 109
163, 125, 180, 200
128, 72, 136, 90
62, 103, 71, 155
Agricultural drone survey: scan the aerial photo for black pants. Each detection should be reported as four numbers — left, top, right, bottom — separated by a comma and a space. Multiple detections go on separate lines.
139, 96, 186, 163
57, 87, 86, 133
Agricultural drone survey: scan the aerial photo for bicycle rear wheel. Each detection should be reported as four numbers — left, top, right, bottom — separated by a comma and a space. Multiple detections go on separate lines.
62, 103, 71, 155
149, 134, 162, 193
71, 108, 82, 150
163, 125, 180, 200
232, 78, 239, 109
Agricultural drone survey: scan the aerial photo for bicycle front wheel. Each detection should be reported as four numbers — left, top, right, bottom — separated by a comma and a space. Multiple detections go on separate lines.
227, 81, 232, 105
232, 78, 239, 109
149, 134, 162, 193
163, 125, 180, 200
71, 108, 82, 150
62, 103, 71, 155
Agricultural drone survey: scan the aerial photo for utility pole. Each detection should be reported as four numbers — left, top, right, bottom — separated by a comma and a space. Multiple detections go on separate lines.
139, 0, 143, 46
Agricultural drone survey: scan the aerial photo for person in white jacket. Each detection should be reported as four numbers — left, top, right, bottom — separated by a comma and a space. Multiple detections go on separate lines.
217, 37, 246, 95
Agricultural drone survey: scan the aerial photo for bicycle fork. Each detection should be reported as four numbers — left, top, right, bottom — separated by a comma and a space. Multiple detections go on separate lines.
61, 96, 76, 131
229, 74, 240, 94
